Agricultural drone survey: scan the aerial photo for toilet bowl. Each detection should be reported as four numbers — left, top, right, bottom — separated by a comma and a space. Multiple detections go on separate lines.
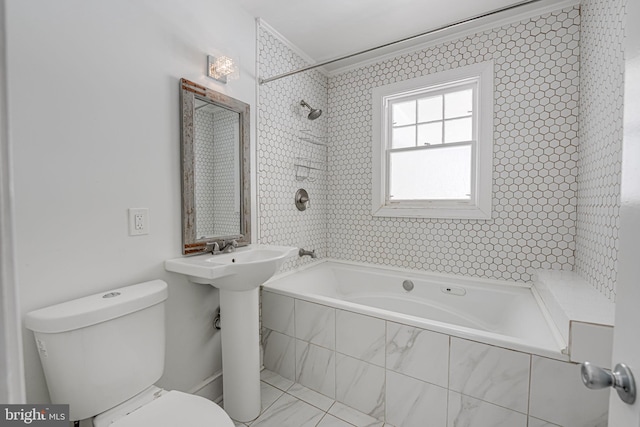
25, 280, 234, 426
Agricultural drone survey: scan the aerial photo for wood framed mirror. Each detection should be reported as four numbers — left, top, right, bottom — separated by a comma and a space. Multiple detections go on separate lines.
180, 78, 250, 255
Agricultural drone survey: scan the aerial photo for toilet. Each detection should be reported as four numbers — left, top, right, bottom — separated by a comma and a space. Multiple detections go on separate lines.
25, 280, 234, 426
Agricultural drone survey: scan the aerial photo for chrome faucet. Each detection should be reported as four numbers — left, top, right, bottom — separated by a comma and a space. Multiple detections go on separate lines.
299, 248, 317, 258
209, 240, 238, 255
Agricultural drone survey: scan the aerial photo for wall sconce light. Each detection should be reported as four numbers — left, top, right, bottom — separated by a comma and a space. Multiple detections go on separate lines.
207, 55, 239, 84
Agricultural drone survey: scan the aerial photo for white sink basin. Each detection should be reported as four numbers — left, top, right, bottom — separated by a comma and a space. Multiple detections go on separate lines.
166, 244, 298, 421
164, 244, 298, 291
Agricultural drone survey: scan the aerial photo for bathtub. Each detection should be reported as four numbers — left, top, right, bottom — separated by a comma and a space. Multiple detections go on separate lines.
259, 260, 607, 425
263, 259, 566, 360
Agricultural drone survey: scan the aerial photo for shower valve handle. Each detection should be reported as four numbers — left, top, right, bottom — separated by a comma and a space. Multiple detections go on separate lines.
295, 189, 310, 211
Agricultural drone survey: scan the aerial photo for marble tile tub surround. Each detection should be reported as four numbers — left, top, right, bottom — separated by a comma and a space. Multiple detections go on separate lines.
261, 290, 609, 427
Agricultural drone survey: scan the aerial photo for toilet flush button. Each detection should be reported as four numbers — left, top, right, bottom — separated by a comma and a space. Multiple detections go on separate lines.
102, 292, 121, 299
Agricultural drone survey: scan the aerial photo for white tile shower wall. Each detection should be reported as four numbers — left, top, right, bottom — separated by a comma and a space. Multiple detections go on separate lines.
261, 290, 609, 426
575, 0, 625, 300
327, 8, 580, 282
194, 109, 216, 237
257, 25, 328, 271
194, 108, 240, 237
212, 109, 241, 236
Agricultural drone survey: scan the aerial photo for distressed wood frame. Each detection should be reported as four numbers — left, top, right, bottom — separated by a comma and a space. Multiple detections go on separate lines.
180, 78, 251, 255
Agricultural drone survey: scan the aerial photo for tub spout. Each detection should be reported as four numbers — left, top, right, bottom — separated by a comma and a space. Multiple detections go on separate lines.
299, 248, 317, 258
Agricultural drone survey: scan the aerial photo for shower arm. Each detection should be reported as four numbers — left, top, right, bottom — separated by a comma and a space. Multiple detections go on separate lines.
259, 0, 547, 85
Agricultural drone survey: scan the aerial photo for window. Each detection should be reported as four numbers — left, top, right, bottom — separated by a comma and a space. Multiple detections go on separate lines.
372, 61, 493, 219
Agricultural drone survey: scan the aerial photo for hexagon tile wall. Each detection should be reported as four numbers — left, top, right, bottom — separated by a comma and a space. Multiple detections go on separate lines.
195, 108, 240, 238
575, 0, 625, 301
327, 7, 580, 283
259, 4, 624, 301
257, 25, 329, 272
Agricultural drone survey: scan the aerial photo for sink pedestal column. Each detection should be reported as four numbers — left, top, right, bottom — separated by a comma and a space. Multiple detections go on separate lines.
219, 287, 261, 422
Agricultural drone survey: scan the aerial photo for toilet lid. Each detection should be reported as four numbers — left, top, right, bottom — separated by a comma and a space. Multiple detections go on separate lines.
110, 390, 234, 427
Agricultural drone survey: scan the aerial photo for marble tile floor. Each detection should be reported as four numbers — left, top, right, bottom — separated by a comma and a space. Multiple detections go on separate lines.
225, 369, 394, 427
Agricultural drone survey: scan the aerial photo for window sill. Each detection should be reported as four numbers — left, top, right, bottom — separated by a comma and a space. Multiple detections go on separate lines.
372, 204, 491, 220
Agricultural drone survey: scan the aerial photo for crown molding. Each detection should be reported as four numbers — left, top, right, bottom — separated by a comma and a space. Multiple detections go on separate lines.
256, 18, 328, 77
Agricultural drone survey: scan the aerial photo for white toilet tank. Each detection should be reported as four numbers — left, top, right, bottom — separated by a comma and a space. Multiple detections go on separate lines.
24, 280, 168, 422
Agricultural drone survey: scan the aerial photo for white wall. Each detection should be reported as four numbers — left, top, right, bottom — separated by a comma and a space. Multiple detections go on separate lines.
5, 0, 256, 405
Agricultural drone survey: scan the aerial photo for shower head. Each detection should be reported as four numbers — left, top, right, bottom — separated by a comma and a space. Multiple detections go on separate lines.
300, 100, 322, 120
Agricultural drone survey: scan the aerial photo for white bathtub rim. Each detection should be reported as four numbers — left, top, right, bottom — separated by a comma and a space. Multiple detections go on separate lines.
265, 259, 569, 361
270, 258, 533, 290
530, 284, 569, 355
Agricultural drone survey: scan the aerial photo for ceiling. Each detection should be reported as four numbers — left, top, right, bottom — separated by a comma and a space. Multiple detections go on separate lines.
236, 0, 575, 72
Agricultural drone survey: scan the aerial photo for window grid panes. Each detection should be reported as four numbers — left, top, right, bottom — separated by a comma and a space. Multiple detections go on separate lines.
386, 81, 477, 202
390, 85, 475, 149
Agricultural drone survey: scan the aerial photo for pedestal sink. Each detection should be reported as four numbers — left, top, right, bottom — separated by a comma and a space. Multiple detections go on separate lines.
165, 244, 297, 422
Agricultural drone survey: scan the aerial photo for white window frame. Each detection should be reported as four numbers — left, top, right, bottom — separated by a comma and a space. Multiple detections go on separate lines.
372, 61, 494, 220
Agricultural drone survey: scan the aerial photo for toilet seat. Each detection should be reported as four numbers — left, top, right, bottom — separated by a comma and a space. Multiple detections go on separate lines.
97, 390, 234, 427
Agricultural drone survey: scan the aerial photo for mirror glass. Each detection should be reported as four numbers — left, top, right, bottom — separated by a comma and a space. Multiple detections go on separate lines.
180, 78, 250, 255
